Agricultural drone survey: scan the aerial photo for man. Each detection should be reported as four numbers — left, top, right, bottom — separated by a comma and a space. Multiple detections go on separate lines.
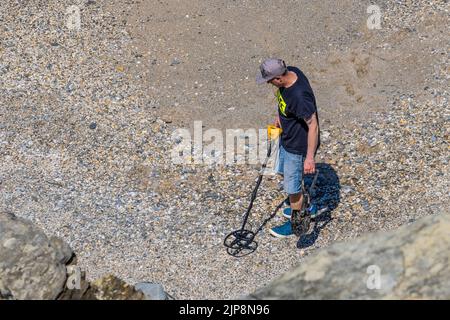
256, 58, 320, 237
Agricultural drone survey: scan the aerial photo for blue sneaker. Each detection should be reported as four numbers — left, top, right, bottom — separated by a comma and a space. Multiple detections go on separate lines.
308, 204, 319, 219
269, 221, 294, 238
282, 207, 292, 219
282, 205, 319, 219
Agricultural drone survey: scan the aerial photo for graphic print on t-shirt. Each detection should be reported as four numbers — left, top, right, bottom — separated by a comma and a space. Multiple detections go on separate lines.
276, 89, 287, 116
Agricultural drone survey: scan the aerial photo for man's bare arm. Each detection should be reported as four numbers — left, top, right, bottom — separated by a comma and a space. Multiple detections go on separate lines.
304, 113, 319, 174
305, 113, 318, 158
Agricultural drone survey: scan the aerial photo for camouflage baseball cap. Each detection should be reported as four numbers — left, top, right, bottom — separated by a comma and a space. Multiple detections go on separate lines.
256, 58, 288, 84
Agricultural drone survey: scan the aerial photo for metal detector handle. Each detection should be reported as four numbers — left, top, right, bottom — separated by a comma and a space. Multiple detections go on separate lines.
309, 169, 319, 195
267, 125, 282, 141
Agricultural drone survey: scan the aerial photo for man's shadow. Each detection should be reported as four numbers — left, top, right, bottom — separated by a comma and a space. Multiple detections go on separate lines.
297, 163, 340, 249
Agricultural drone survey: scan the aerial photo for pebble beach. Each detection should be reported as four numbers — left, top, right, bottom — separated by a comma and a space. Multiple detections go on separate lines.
0, 0, 448, 299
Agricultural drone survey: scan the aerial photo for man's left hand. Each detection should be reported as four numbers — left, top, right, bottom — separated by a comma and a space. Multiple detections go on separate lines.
304, 157, 316, 174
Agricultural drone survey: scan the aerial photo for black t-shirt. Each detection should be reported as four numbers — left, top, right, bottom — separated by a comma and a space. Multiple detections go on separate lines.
277, 66, 320, 156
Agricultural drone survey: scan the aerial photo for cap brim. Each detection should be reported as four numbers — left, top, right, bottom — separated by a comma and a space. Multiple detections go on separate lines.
256, 73, 270, 84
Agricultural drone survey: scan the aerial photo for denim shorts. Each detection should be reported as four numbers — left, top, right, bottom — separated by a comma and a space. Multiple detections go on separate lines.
276, 144, 304, 195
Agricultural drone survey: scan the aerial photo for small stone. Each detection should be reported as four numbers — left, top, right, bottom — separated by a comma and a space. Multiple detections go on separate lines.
170, 58, 181, 66
89, 122, 97, 130
321, 131, 330, 139
161, 116, 172, 124
341, 185, 355, 195
361, 200, 370, 211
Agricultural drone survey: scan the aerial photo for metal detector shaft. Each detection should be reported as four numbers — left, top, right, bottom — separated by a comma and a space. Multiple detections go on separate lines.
239, 140, 272, 230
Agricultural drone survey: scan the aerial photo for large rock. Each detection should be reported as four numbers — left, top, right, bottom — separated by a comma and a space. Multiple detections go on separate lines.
0, 212, 73, 299
0, 212, 148, 300
248, 213, 450, 299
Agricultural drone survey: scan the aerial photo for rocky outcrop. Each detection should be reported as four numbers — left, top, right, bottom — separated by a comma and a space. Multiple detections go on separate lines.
3, 209, 448, 300
0, 212, 73, 299
248, 213, 450, 300
0, 212, 167, 300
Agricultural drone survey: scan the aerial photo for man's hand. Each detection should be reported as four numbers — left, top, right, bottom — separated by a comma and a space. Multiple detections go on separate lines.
304, 157, 316, 174
274, 115, 281, 128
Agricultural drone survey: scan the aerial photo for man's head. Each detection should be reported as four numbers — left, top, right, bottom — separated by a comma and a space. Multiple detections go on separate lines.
256, 58, 288, 88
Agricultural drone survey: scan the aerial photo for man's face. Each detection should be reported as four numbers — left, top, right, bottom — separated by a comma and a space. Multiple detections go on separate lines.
268, 76, 283, 88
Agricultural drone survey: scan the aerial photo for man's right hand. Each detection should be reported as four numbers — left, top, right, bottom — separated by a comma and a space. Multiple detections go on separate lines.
274, 115, 281, 128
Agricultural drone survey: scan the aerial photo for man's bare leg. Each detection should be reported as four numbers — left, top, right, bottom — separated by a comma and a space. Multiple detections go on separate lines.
289, 193, 303, 211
